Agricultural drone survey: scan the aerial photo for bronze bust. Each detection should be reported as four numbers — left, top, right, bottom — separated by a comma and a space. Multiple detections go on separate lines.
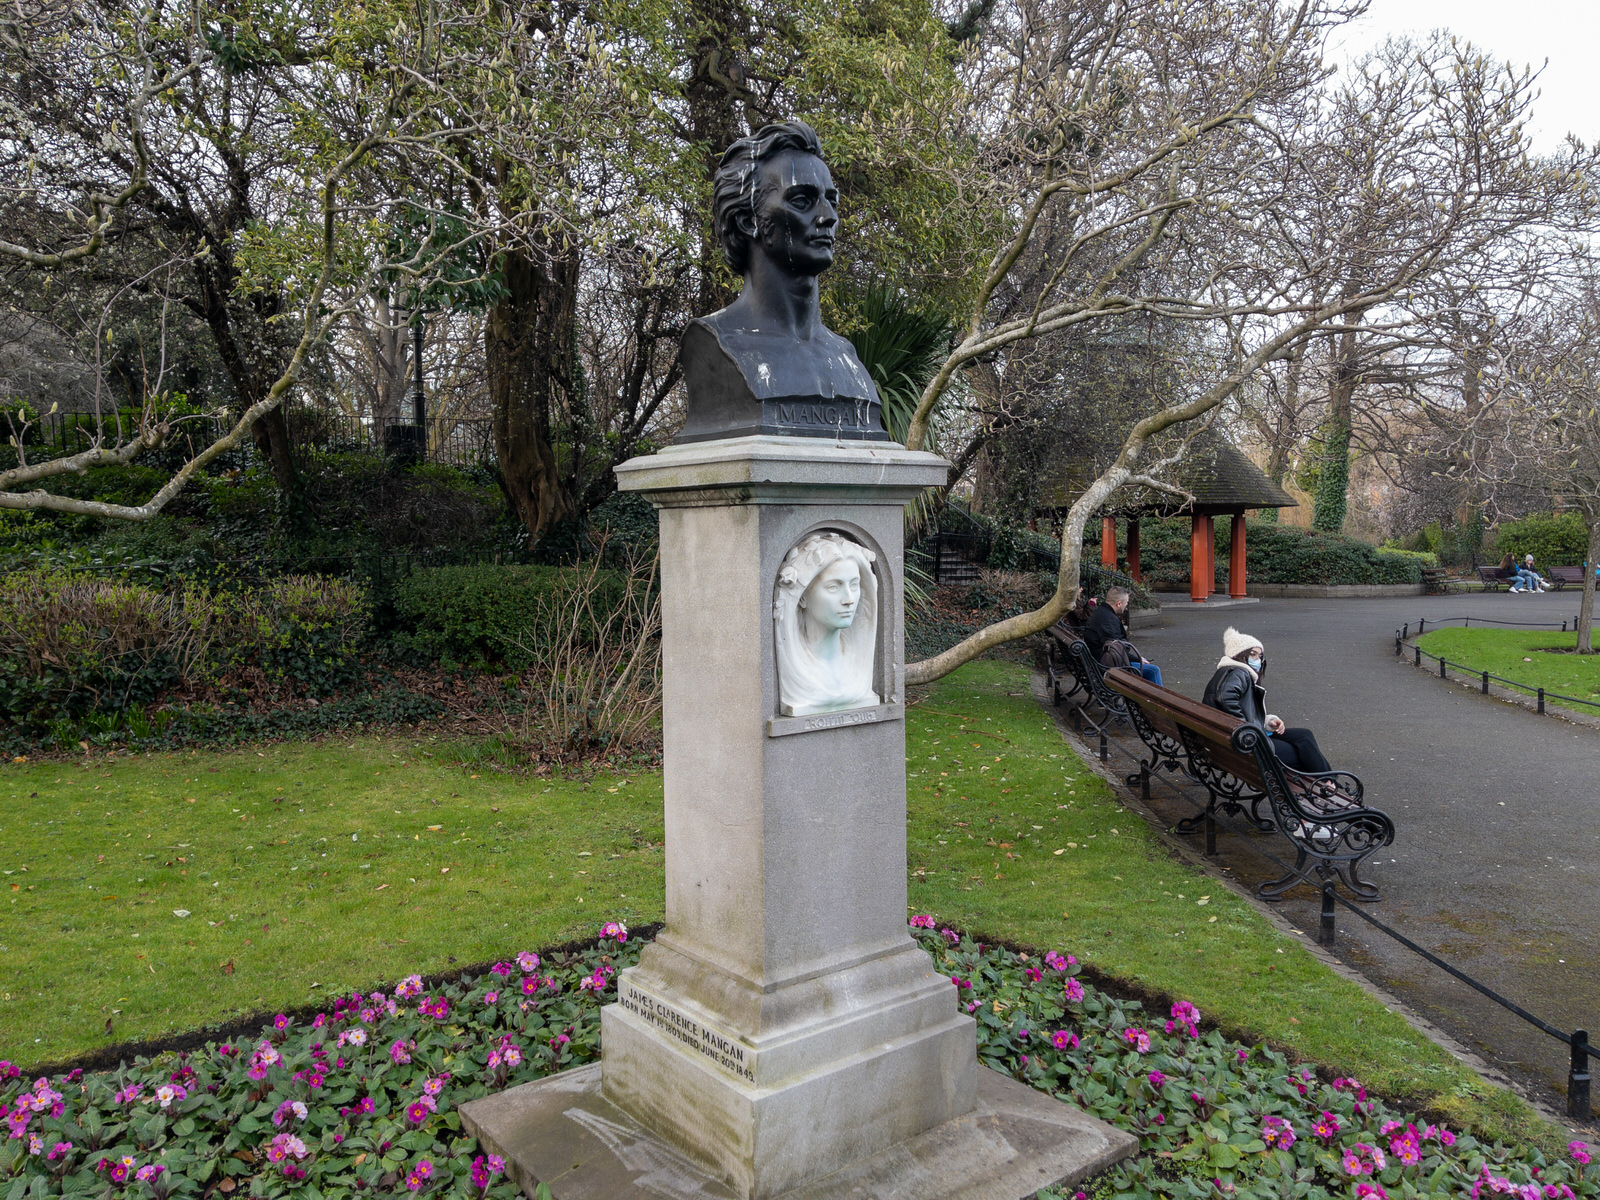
677, 121, 888, 444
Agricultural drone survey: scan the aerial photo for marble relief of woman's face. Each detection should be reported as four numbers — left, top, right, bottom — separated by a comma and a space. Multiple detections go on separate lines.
799, 558, 861, 632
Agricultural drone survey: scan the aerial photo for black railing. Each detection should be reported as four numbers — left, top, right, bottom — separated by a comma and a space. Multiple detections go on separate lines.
1394, 615, 1599, 719
1058, 676, 1594, 1120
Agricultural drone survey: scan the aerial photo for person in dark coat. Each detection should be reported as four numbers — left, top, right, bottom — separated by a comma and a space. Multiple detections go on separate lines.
1083, 586, 1161, 685
1202, 627, 1331, 774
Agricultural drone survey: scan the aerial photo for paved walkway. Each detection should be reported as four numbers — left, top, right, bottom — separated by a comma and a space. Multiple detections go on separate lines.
1103, 592, 1599, 1120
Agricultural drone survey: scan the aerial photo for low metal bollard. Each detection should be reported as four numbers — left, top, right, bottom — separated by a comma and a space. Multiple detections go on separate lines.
1414, 645, 1422, 667
1439, 657, 1447, 679
1482, 671, 1489, 695
1318, 881, 1336, 947
1538, 688, 1546, 714
1571, 1030, 1592, 1121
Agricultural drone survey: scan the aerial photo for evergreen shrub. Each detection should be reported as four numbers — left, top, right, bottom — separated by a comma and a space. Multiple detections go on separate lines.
1494, 511, 1588, 567
389, 563, 630, 670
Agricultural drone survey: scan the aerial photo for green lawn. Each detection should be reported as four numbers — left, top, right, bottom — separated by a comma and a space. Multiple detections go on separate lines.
0, 661, 1557, 1147
0, 740, 665, 1062
1417, 626, 1600, 714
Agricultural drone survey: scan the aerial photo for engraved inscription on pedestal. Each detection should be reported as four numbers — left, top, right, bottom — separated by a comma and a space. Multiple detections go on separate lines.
616, 979, 756, 1083
773, 531, 881, 717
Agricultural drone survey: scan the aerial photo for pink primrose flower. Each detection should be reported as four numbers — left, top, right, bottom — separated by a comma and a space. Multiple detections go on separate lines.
1148, 1070, 1166, 1088
484, 991, 499, 1005
5, 1111, 30, 1138
338, 1028, 367, 1048
908, 915, 936, 928
550, 1033, 571, 1049
26, 1133, 41, 1156
1171, 1000, 1200, 1025
1261, 1116, 1295, 1148
273, 1014, 290, 1031
1571, 1142, 1592, 1165
153, 1083, 187, 1109
1236, 1047, 1249, 1061
602, 920, 628, 942
47, 1142, 73, 1161
499, 1038, 523, 1068
405, 1158, 434, 1190
390, 1039, 413, 1064
491, 962, 513, 977
0, 1062, 15, 1081
487, 1155, 505, 1174
109, 1158, 133, 1184
950, 976, 971, 990
521, 976, 541, 996
1313, 1111, 1341, 1142
1044, 951, 1069, 971
135, 1164, 165, 1183
422, 1076, 445, 1097
1050, 1030, 1078, 1050
516, 951, 540, 972
1356, 1187, 1388, 1200
1024, 966, 1042, 983
1122, 1027, 1151, 1053
939, 928, 960, 945
406, 1101, 433, 1125
472, 1156, 491, 1188
396, 974, 423, 999
579, 968, 610, 992
114, 1084, 141, 1104
1063, 978, 1085, 1003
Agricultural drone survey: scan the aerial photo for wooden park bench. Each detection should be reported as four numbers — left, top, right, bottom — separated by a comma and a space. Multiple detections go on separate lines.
1547, 566, 1588, 590
1104, 669, 1396, 934
1420, 566, 1451, 594
1474, 565, 1511, 591
1043, 624, 1129, 763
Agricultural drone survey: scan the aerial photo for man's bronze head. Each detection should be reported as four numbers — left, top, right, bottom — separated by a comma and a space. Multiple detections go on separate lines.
712, 120, 839, 278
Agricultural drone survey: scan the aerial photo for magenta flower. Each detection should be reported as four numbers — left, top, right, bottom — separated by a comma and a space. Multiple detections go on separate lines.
1050, 1030, 1078, 1050
396, 974, 423, 999
1148, 1070, 1166, 1088
6, 1111, 31, 1138
939, 928, 960, 945
135, 1164, 166, 1183
152, 1083, 187, 1109
1261, 1116, 1295, 1148
550, 1033, 571, 1049
406, 1101, 433, 1124
1313, 1111, 1341, 1142
516, 951, 541, 972
406, 1158, 434, 1190
46, 1142, 74, 1161
1236, 1047, 1248, 1061
390, 1039, 413, 1064
1121, 1027, 1151, 1053
908, 915, 936, 928
1572, 1142, 1592, 1165
484, 991, 499, 1005
601, 920, 628, 943
272, 1014, 290, 1032
114, 1085, 141, 1104
1024, 966, 1042, 983
1356, 1187, 1389, 1200
491, 962, 513, 977
108, 1157, 134, 1184
1063, 978, 1085, 1003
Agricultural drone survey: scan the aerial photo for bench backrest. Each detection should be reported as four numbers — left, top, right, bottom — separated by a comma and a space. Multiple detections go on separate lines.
1105, 669, 1265, 788
1550, 566, 1585, 583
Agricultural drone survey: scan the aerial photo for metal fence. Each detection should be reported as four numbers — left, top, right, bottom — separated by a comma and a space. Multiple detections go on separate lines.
1394, 613, 1599, 718
6, 408, 495, 470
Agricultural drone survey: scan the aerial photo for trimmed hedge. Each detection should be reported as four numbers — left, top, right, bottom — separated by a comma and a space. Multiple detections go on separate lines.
1091, 519, 1426, 588
1494, 511, 1589, 567
388, 562, 631, 670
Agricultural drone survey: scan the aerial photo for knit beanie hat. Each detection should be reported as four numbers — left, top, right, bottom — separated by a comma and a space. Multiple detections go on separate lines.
1222, 627, 1263, 659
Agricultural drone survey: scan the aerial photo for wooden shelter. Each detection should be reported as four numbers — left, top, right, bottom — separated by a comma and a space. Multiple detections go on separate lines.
1038, 432, 1297, 601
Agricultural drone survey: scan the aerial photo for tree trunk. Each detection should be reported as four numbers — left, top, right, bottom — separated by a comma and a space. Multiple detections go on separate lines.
192, 257, 300, 496
1579, 516, 1599, 653
487, 238, 579, 543
685, 0, 749, 315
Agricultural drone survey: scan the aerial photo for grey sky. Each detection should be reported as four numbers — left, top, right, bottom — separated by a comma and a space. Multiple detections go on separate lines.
1329, 0, 1598, 153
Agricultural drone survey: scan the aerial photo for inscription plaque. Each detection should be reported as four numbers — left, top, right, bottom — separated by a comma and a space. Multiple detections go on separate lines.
617, 979, 757, 1083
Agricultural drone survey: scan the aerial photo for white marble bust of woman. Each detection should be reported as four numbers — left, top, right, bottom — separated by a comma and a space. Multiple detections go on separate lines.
773, 532, 880, 716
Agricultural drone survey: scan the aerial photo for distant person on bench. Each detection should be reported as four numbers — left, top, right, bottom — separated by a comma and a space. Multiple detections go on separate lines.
1203, 627, 1333, 779
1083, 586, 1162, 686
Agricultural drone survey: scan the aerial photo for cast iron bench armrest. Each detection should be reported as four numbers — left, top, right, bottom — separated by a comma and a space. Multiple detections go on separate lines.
1475, 566, 1509, 591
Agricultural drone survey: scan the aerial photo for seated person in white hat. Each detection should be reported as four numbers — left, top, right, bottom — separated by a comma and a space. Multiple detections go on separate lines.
1202, 627, 1332, 775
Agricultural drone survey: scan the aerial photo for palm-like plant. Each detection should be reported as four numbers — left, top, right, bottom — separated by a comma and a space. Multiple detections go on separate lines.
837, 283, 952, 445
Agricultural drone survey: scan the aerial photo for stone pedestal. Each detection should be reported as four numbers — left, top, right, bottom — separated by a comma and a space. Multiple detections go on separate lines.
601, 437, 969, 1198
460, 435, 1138, 1199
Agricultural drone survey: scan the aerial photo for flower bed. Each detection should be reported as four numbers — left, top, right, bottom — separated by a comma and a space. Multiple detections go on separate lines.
3, 921, 1591, 1200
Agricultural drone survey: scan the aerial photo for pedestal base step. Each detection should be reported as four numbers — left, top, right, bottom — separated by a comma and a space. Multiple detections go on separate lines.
460, 1062, 1136, 1200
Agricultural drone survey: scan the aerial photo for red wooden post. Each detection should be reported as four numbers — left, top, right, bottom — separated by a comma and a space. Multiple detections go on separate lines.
1229, 512, 1247, 598
1189, 513, 1208, 602
1101, 516, 1117, 568
1127, 518, 1141, 583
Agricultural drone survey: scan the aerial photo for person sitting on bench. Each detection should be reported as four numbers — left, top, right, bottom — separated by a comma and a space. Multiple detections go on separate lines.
1203, 627, 1332, 777
1083, 586, 1161, 686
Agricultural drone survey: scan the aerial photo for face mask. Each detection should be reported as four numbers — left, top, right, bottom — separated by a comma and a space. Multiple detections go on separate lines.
1247, 654, 1263, 673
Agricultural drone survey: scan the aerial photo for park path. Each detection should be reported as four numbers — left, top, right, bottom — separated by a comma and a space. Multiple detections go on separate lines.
1113, 591, 1599, 1121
